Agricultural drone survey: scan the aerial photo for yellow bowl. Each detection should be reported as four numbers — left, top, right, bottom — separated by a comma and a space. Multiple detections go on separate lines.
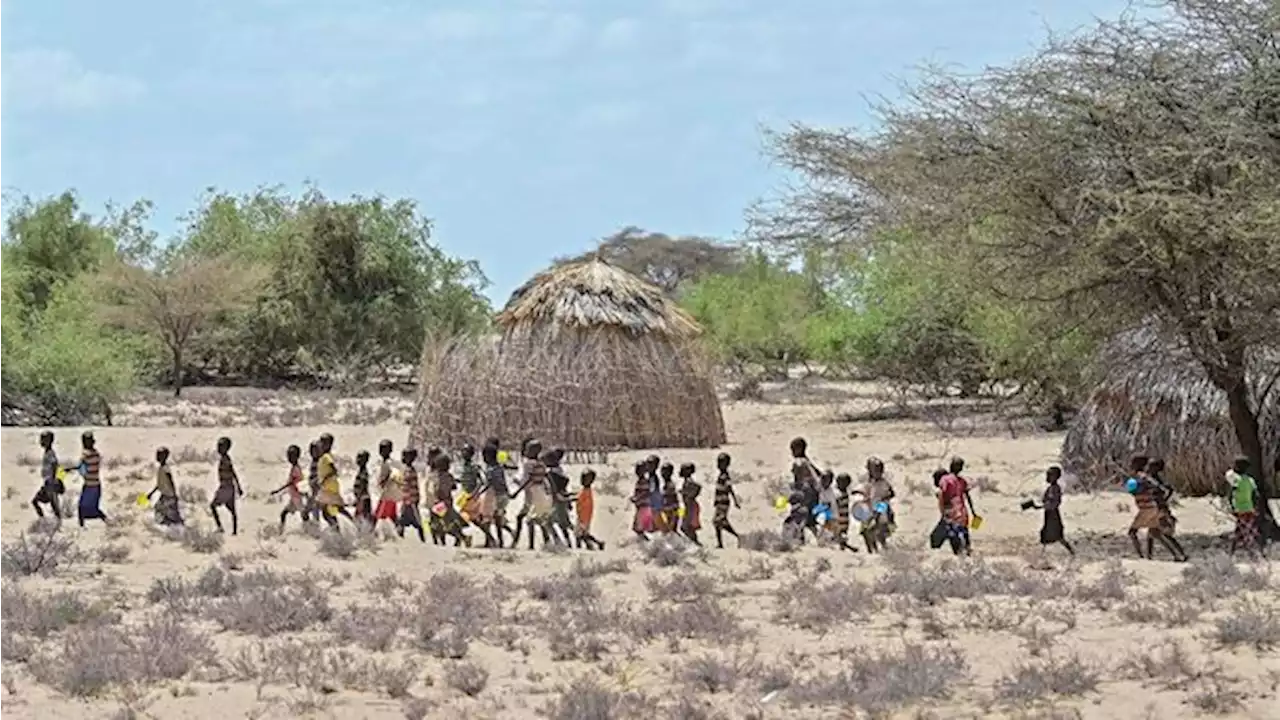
497, 450, 509, 464
970, 514, 984, 531
135, 493, 150, 508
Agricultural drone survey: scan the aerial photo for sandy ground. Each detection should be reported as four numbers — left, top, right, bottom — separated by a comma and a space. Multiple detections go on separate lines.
1, 385, 1277, 719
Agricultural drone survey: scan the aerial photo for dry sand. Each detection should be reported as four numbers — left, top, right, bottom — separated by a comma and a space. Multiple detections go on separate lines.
1, 385, 1277, 719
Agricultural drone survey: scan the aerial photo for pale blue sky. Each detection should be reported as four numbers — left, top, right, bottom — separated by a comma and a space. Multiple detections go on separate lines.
3, 0, 1129, 302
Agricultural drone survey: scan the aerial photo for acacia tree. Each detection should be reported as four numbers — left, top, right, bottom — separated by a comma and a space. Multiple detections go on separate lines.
757, 0, 1280, 486
99, 255, 266, 396
557, 227, 742, 296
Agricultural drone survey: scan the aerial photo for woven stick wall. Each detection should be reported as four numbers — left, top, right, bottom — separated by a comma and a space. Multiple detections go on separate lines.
1061, 327, 1279, 497
409, 258, 727, 453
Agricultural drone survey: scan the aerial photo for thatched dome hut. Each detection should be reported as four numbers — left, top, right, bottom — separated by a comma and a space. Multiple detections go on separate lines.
409, 258, 727, 452
1061, 328, 1279, 497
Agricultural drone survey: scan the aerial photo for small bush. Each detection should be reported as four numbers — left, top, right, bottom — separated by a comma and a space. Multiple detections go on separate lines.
646, 571, 717, 603
179, 524, 225, 554
542, 674, 656, 720
996, 655, 1100, 704
1117, 596, 1204, 627
526, 574, 601, 604
330, 603, 400, 652
629, 597, 746, 643
208, 571, 333, 636
774, 575, 874, 630
1173, 554, 1272, 602
446, 661, 489, 697
96, 542, 132, 564
790, 643, 968, 714
679, 653, 756, 694
739, 530, 796, 554
570, 556, 630, 578
2, 582, 118, 640
317, 530, 358, 560
1212, 602, 1280, 649
639, 535, 697, 567
1, 530, 79, 577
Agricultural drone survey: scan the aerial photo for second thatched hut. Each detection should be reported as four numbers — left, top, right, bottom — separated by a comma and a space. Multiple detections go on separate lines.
1061, 327, 1279, 497
409, 257, 726, 453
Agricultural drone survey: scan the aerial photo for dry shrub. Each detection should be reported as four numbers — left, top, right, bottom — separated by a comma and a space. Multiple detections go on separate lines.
1117, 596, 1204, 627
365, 571, 418, 596
177, 484, 208, 505
1211, 602, 1280, 649
1172, 554, 1272, 602
96, 542, 132, 564
739, 530, 796, 554
774, 573, 875, 630
446, 661, 489, 697
1, 530, 79, 577
996, 655, 1101, 705
401, 697, 432, 720
542, 674, 656, 720
571, 556, 630, 578
679, 651, 758, 694
1118, 641, 1206, 687
412, 571, 500, 659
316, 530, 359, 560
962, 599, 1033, 633
639, 534, 700, 567
526, 574, 601, 604
187, 567, 335, 636
26, 616, 215, 697
331, 603, 401, 652
791, 643, 968, 714
875, 554, 1069, 603
228, 637, 416, 696
1072, 560, 1136, 609
172, 523, 224, 554
646, 571, 717, 603
1187, 677, 1245, 715
628, 597, 746, 643
1, 581, 119, 641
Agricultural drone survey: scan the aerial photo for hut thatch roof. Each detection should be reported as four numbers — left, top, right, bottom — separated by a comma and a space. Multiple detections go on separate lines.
496, 258, 703, 338
410, 258, 726, 452
1062, 326, 1279, 497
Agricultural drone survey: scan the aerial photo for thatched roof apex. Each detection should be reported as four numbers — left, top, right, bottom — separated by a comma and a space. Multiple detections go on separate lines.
496, 257, 702, 337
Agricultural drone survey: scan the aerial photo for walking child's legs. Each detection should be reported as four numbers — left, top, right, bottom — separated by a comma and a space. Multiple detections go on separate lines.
210, 502, 224, 532
1059, 537, 1076, 555
1129, 529, 1146, 558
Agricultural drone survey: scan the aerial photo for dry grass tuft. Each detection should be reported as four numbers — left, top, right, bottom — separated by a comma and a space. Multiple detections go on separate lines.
791, 643, 968, 714
774, 573, 875, 630
446, 661, 489, 697
542, 674, 656, 720
996, 654, 1101, 705
96, 542, 132, 564
646, 570, 718, 603
1, 529, 80, 577
1211, 601, 1280, 649
738, 530, 797, 554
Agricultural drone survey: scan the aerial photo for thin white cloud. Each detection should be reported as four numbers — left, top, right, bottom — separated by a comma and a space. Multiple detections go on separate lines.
597, 18, 642, 51
2, 48, 146, 111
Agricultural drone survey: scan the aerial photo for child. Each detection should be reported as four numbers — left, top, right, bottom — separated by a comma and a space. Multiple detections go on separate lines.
817, 469, 838, 540
678, 462, 702, 546
546, 448, 574, 546
352, 450, 372, 526
398, 448, 427, 542
631, 460, 655, 542
424, 447, 446, 545
782, 488, 810, 543
711, 452, 741, 549
646, 455, 663, 529
511, 436, 536, 545
1126, 454, 1186, 561
458, 443, 482, 494
75, 431, 108, 527
659, 461, 679, 534
514, 439, 553, 549
306, 440, 322, 522
270, 444, 307, 530
429, 452, 472, 547
148, 446, 183, 526
315, 433, 352, 530
1145, 458, 1188, 560
864, 457, 897, 530
834, 472, 859, 552
576, 469, 604, 550
938, 457, 976, 556
1027, 466, 1074, 556
790, 437, 821, 540
482, 442, 514, 548
210, 436, 243, 535
373, 439, 401, 531
1227, 456, 1263, 558
31, 431, 64, 521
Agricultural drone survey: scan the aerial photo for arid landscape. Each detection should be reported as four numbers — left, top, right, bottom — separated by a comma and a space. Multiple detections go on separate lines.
2, 383, 1278, 720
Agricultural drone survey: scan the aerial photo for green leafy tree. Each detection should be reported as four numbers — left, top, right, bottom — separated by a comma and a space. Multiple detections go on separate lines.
557, 227, 742, 296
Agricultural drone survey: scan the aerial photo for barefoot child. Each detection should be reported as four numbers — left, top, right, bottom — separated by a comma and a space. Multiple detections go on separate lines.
1126, 455, 1186, 561
678, 462, 702, 546
515, 440, 554, 550
429, 452, 471, 547
1227, 456, 1263, 558
659, 461, 679, 535
482, 443, 514, 548
575, 469, 604, 550
398, 448, 427, 542
631, 460, 655, 542
373, 440, 401, 531
74, 432, 108, 527
546, 448, 574, 546
314, 433, 352, 530
31, 431, 65, 521
1027, 466, 1074, 556
306, 440, 322, 522
1145, 458, 1188, 560
210, 437, 243, 535
711, 453, 741, 549
864, 457, 897, 531
352, 450, 373, 526
148, 446, 183, 525
834, 472, 859, 552
270, 444, 307, 530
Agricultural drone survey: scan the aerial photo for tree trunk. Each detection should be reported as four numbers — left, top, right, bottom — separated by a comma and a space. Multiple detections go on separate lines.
1222, 381, 1273, 496
172, 346, 184, 398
